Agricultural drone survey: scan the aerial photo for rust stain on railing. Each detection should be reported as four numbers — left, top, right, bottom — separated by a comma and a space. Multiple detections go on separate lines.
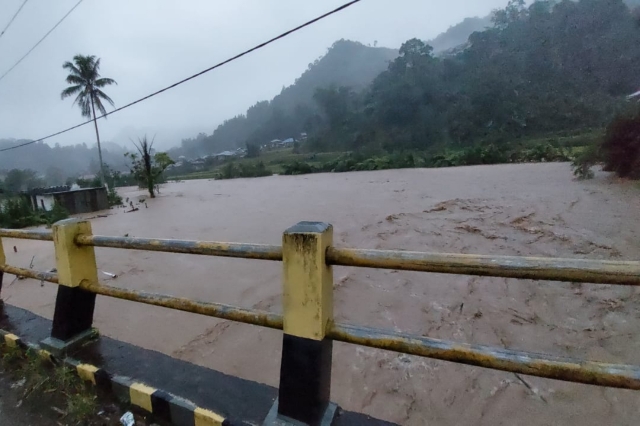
75, 235, 283, 261
3, 226, 640, 392
326, 247, 640, 285
79, 280, 284, 330
0, 229, 54, 241
0, 264, 58, 283
328, 323, 640, 390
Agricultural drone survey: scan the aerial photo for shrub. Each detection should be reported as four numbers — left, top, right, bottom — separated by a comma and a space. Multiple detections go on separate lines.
601, 113, 640, 179
107, 186, 123, 206
282, 161, 317, 175
216, 161, 272, 179
42, 202, 70, 226
0, 198, 38, 228
0, 198, 69, 229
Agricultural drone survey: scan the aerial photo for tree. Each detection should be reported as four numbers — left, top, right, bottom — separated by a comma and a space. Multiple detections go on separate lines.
601, 112, 640, 179
125, 136, 175, 198
3, 169, 43, 193
61, 55, 117, 187
45, 166, 66, 186
246, 143, 260, 158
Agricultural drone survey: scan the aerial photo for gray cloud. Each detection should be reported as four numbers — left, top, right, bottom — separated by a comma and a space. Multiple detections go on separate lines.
0, 0, 508, 150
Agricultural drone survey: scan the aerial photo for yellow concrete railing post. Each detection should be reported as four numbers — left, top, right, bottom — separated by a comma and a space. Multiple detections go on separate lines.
43, 219, 99, 353
265, 222, 336, 426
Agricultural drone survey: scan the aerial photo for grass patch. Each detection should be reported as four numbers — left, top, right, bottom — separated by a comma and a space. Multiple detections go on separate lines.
0, 341, 165, 425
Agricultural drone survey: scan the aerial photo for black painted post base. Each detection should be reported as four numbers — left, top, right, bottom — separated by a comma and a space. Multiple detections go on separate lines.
267, 334, 336, 426
41, 285, 98, 356
41, 329, 98, 357
263, 399, 337, 426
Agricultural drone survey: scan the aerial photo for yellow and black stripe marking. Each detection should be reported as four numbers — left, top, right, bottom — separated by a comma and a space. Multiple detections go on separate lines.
111, 375, 227, 426
0, 329, 228, 426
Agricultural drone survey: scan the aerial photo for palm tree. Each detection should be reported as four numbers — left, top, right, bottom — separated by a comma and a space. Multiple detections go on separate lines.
61, 55, 116, 186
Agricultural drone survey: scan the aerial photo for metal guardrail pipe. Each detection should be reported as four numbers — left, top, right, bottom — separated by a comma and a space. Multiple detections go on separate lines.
76, 235, 283, 261
328, 323, 640, 390
0, 229, 53, 241
0, 264, 58, 283
6, 264, 640, 390
326, 248, 640, 285
1, 265, 282, 329
79, 281, 284, 330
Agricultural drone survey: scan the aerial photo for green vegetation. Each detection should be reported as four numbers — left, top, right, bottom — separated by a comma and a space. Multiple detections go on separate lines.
1, 169, 44, 193
169, 134, 580, 181
126, 136, 175, 198
572, 107, 640, 180
169, 40, 398, 158
0, 342, 166, 425
107, 186, 123, 206
0, 198, 69, 229
61, 54, 117, 186
1, 346, 97, 424
217, 161, 271, 179
168, 0, 640, 183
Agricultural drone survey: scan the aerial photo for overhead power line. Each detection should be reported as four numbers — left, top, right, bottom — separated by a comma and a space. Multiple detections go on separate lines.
0, 0, 362, 153
0, 0, 83, 83
0, 0, 29, 40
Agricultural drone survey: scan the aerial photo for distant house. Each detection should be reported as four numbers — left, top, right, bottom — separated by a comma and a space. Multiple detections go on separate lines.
190, 159, 206, 170
212, 150, 239, 160
300, 132, 308, 140
282, 138, 295, 146
22, 186, 108, 214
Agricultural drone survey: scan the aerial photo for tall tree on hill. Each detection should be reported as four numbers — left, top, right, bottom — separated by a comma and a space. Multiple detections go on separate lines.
61, 55, 117, 186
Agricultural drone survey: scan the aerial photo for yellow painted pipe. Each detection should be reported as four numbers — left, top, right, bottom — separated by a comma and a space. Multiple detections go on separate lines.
76, 235, 283, 261
329, 322, 640, 390
0, 229, 53, 241
326, 247, 640, 285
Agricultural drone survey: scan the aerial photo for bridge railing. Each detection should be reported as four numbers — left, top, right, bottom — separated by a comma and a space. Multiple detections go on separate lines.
1, 219, 640, 425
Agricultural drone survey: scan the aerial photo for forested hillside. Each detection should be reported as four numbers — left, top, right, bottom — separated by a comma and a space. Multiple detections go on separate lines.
0, 139, 128, 182
172, 0, 640, 161
428, 16, 492, 53
170, 40, 397, 158
306, 0, 640, 153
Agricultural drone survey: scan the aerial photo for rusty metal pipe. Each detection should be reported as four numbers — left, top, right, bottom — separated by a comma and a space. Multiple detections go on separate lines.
75, 235, 283, 261
78, 280, 284, 330
328, 322, 640, 390
326, 247, 640, 285
0, 264, 58, 283
0, 229, 53, 241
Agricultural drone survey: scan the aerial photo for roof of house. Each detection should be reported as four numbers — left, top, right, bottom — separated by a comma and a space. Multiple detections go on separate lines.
282, 138, 295, 143
627, 90, 640, 99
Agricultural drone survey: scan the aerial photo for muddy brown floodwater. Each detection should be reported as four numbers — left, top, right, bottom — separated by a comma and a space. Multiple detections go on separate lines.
3, 163, 640, 425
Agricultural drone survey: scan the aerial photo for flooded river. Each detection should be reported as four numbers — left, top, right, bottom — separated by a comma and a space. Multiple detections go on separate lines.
3, 163, 640, 425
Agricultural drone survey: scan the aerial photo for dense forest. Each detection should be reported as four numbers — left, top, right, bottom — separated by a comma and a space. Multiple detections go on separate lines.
304, 0, 640, 155
169, 40, 398, 158
428, 16, 492, 54
171, 0, 640, 161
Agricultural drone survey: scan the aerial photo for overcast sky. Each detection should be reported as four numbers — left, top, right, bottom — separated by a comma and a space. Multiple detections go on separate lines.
0, 0, 508, 150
